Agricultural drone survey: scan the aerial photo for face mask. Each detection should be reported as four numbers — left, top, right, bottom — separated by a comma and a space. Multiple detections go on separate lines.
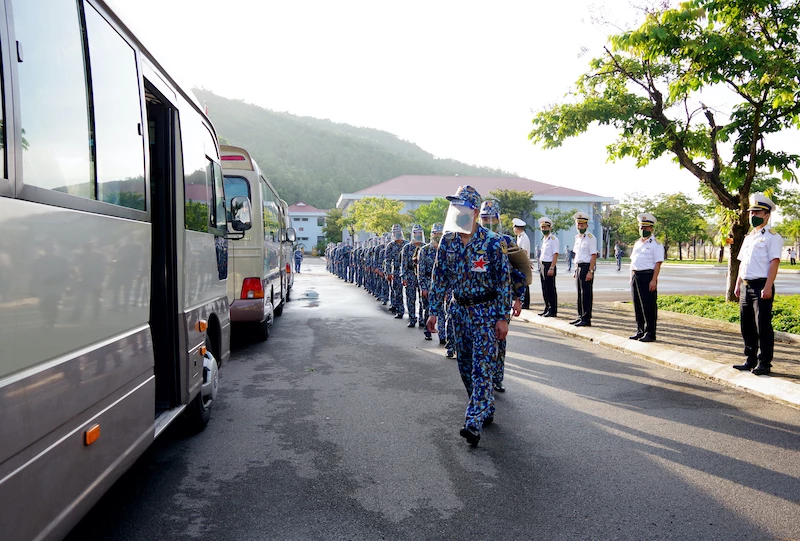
578, 227, 587, 234
455, 210, 474, 229
640, 229, 652, 238
541, 229, 550, 235
431, 234, 442, 245
750, 216, 765, 228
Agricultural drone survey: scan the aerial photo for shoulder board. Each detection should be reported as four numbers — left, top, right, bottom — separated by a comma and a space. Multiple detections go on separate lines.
588, 233, 594, 238
769, 229, 776, 235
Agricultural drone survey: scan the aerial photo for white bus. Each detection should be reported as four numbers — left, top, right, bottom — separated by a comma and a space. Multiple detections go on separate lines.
221, 145, 295, 341
0, 1, 252, 540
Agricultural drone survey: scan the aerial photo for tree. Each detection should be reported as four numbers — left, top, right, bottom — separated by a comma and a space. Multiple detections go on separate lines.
322, 208, 344, 243
594, 203, 626, 257
652, 193, 706, 259
348, 196, 409, 235
488, 189, 539, 233
530, 0, 800, 300
543, 207, 580, 234
410, 198, 449, 232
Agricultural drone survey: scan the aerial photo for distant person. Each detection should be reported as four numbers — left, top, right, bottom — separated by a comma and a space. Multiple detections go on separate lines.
513, 218, 532, 310
565, 245, 575, 271
538, 216, 559, 317
733, 193, 783, 376
629, 213, 664, 342
789, 247, 796, 265
614, 241, 624, 271
293, 247, 303, 273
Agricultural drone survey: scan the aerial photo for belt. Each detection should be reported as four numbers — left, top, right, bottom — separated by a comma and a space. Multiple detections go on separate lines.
742, 278, 766, 286
577, 262, 591, 267
454, 291, 498, 307
632, 269, 654, 274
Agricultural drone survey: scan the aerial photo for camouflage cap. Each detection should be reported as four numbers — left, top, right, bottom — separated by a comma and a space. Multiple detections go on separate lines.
431, 222, 444, 235
479, 200, 500, 218
445, 185, 481, 210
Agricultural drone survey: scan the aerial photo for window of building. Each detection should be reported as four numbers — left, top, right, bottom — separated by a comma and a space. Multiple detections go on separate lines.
301, 218, 308, 221
85, 4, 145, 210
317, 217, 325, 227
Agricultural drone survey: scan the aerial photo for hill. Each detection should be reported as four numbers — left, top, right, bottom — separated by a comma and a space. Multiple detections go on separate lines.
194, 89, 514, 209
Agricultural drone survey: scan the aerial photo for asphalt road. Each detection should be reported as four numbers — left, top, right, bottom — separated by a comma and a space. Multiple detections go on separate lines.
66, 260, 800, 541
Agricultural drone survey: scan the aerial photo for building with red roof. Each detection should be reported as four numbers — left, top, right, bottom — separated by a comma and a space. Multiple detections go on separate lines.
288, 202, 328, 253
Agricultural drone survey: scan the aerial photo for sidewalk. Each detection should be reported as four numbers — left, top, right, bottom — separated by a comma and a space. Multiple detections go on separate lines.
516, 302, 800, 410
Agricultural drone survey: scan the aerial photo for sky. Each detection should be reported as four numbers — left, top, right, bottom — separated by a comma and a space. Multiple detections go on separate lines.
107, 0, 726, 203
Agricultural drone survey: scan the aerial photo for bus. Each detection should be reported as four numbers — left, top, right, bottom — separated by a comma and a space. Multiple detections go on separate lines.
0, 1, 252, 540
221, 145, 295, 341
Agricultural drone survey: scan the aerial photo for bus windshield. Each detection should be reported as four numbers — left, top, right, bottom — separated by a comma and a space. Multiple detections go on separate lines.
223, 176, 250, 221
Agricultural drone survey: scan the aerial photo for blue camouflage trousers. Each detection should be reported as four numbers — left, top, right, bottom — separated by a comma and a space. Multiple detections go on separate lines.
391, 275, 404, 313
452, 302, 497, 432
404, 276, 418, 324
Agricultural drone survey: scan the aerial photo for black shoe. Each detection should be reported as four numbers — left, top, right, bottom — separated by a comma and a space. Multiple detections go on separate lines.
424, 332, 432, 341
629, 333, 644, 340
538, 311, 547, 316
542, 312, 556, 318
638, 335, 656, 343
388, 306, 395, 313
569, 318, 582, 325
751, 363, 771, 376
493, 382, 505, 393
407, 322, 416, 328
459, 426, 480, 446
484, 416, 494, 426
418, 322, 426, 328
733, 361, 757, 371
394, 313, 404, 319
446, 351, 454, 358
574, 320, 591, 327
439, 338, 446, 346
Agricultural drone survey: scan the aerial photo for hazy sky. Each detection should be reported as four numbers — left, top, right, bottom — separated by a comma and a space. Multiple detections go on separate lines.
108, 0, 709, 202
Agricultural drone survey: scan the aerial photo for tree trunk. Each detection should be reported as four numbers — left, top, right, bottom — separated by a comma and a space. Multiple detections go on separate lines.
726, 220, 749, 302
678, 242, 683, 261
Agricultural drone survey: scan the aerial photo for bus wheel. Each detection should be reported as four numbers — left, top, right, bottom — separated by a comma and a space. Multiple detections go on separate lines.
274, 303, 284, 317
186, 348, 218, 433
253, 315, 270, 342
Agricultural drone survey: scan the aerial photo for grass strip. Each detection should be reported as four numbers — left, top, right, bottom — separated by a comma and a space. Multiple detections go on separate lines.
658, 294, 800, 334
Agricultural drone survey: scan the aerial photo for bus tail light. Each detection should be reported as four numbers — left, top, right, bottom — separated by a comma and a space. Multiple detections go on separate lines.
241, 278, 264, 299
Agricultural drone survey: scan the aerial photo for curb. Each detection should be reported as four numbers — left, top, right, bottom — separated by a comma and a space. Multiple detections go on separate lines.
515, 311, 800, 411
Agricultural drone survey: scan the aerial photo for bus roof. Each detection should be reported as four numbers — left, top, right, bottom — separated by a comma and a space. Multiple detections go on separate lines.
220, 145, 255, 171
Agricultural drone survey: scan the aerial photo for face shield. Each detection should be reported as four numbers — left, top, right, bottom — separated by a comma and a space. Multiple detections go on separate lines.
479, 215, 499, 232
443, 202, 477, 235
412, 230, 425, 243
392, 229, 404, 241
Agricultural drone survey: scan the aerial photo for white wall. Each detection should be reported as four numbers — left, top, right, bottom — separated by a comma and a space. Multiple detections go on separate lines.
292, 213, 326, 253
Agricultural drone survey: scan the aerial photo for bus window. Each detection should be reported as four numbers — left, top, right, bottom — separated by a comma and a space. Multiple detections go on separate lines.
223, 176, 250, 223
84, 4, 145, 210
210, 161, 226, 230
182, 120, 210, 232
14, 0, 92, 198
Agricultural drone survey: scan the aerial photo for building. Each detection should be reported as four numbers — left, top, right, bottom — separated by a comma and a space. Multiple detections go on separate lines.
336, 175, 615, 256
288, 202, 327, 253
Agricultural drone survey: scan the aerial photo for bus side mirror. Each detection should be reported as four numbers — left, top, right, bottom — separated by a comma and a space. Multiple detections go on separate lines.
229, 196, 252, 238
286, 227, 297, 243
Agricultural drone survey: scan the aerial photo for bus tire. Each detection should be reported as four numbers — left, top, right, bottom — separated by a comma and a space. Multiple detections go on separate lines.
274, 303, 283, 317
185, 348, 218, 433
253, 315, 270, 342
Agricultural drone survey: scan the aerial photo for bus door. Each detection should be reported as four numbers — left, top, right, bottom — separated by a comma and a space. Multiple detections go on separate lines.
145, 81, 181, 412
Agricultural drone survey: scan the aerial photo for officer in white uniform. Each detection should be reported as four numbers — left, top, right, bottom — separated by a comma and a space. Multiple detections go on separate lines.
629, 213, 664, 342
733, 193, 783, 376
538, 216, 559, 317
513, 218, 532, 309
570, 211, 598, 327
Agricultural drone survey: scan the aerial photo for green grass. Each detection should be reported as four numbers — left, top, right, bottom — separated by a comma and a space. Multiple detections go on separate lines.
658, 294, 800, 334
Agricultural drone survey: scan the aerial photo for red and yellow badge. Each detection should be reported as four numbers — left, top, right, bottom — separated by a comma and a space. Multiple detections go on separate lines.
471, 255, 488, 272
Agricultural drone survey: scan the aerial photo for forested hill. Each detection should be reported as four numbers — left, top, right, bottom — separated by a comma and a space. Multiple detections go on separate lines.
194, 89, 513, 209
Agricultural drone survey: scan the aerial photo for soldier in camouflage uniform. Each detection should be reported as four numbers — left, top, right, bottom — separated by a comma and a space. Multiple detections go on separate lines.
384, 225, 407, 318
417, 222, 444, 341
427, 186, 511, 447
401, 224, 425, 327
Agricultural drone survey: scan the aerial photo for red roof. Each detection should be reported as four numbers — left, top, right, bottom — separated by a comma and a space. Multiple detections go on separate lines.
288, 202, 326, 213
354, 175, 604, 198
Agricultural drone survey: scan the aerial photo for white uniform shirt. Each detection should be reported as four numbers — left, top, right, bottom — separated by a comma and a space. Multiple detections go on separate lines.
573, 233, 598, 264
516, 231, 531, 257
630, 237, 664, 271
539, 234, 560, 263
738, 226, 783, 279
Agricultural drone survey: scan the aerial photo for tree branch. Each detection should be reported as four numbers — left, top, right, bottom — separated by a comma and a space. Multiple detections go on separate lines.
704, 108, 723, 180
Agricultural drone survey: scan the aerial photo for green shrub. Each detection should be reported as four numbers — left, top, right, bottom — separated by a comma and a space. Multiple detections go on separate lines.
658, 295, 800, 334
